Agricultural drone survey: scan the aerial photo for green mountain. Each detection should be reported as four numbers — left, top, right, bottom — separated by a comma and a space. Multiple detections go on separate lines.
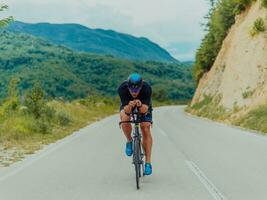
0, 31, 194, 101
6, 21, 177, 63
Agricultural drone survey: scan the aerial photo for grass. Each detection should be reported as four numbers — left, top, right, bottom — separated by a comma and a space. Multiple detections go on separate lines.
186, 94, 231, 121
233, 104, 267, 133
0, 96, 118, 166
242, 89, 255, 99
187, 95, 267, 135
0, 90, 188, 167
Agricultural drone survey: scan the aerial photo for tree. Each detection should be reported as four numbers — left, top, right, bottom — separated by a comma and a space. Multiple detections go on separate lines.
4, 78, 20, 111
194, 0, 255, 83
25, 82, 46, 119
0, 5, 13, 27
7, 78, 20, 98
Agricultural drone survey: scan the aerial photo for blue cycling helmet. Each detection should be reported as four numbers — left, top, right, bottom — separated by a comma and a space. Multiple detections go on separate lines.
127, 73, 143, 93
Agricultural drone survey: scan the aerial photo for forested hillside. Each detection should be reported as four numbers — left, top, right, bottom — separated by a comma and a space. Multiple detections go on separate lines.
0, 31, 194, 101
7, 21, 177, 62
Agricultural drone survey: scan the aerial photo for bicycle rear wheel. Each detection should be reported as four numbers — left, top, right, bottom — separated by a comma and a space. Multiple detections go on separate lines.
140, 146, 145, 177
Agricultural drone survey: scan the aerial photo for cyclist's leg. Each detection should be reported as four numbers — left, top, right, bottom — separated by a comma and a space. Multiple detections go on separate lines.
140, 112, 153, 163
140, 122, 152, 163
120, 110, 132, 142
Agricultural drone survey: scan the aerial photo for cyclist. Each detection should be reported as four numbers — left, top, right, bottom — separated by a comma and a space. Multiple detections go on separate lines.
118, 73, 153, 175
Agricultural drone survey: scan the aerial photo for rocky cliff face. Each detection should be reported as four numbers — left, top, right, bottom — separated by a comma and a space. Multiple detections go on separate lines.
191, 0, 267, 117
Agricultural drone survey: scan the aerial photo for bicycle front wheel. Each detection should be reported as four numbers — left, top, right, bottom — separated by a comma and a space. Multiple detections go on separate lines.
135, 162, 140, 189
134, 139, 141, 189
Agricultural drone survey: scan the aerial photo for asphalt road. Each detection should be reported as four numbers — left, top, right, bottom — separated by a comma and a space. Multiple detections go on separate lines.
1, 106, 267, 200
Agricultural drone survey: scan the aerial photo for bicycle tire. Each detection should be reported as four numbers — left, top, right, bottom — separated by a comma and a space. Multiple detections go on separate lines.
138, 142, 143, 177
135, 162, 140, 189
134, 138, 141, 189
140, 145, 145, 177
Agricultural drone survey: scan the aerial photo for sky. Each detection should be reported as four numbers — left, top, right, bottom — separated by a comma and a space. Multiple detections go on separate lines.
1, 0, 209, 61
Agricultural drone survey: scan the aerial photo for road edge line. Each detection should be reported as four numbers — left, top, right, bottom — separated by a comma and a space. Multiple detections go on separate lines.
186, 160, 227, 200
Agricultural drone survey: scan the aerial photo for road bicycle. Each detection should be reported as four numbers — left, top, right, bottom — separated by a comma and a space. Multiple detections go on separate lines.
119, 107, 145, 189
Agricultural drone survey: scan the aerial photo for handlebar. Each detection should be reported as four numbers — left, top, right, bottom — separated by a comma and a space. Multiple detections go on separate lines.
119, 106, 141, 127
119, 120, 136, 126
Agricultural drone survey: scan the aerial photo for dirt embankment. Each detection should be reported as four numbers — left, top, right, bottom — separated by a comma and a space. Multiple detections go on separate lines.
191, 0, 267, 116
188, 0, 267, 133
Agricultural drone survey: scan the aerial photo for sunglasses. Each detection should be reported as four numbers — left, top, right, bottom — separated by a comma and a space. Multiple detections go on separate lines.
128, 86, 142, 93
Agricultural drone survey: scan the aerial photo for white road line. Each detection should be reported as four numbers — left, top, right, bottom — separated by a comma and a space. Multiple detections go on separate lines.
186, 160, 227, 200
156, 124, 226, 200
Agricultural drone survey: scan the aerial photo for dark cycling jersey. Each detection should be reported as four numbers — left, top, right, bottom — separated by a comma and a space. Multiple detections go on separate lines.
118, 80, 152, 110
118, 80, 153, 123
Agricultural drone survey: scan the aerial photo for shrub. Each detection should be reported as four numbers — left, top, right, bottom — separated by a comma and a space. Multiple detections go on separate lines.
242, 90, 255, 99
34, 118, 51, 134
0, 115, 35, 141
1, 97, 19, 114
194, 0, 256, 82
0, 78, 20, 117
152, 88, 168, 102
250, 18, 266, 36
56, 111, 72, 126
25, 82, 46, 119
262, 0, 267, 8
43, 106, 56, 122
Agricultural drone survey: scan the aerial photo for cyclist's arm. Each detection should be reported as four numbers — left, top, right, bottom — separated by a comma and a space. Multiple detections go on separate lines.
138, 84, 152, 114
123, 105, 132, 114
124, 101, 135, 115
118, 85, 133, 115
138, 104, 148, 114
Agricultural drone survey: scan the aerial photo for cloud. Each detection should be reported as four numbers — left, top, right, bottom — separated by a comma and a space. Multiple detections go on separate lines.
3, 0, 209, 61
167, 42, 200, 61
